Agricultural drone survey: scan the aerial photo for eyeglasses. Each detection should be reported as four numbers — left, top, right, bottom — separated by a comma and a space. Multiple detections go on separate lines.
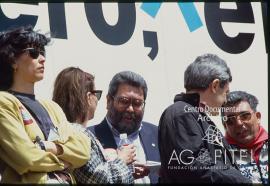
22, 48, 45, 59
91, 90, 102, 100
224, 111, 253, 126
112, 96, 145, 110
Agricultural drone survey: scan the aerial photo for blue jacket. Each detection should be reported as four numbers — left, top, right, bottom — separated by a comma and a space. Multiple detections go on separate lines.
89, 118, 160, 184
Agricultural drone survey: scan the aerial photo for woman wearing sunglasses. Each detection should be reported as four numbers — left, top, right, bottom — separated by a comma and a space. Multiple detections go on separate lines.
0, 26, 90, 183
53, 67, 135, 184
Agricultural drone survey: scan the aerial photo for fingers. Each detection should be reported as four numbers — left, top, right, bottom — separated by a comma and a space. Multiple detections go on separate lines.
144, 167, 150, 175
127, 151, 136, 164
59, 159, 71, 169
119, 145, 136, 158
117, 145, 137, 165
133, 165, 150, 179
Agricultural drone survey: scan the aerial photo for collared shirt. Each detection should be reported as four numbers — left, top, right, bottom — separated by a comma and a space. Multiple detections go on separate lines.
106, 117, 151, 184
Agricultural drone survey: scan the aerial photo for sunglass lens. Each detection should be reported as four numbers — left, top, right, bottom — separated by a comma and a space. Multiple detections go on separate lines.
27, 48, 45, 59
240, 112, 252, 121
28, 49, 40, 59
96, 92, 102, 100
40, 50, 46, 57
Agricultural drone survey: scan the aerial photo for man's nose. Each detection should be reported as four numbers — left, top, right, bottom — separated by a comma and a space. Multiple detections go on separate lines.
235, 117, 244, 127
126, 103, 135, 112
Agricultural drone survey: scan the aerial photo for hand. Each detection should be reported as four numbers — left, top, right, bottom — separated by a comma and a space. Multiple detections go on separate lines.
117, 144, 136, 165
133, 162, 150, 179
59, 159, 71, 169
104, 148, 118, 161
42, 141, 68, 168
43, 141, 63, 155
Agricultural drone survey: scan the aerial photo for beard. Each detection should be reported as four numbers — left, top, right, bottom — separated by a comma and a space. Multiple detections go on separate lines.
108, 105, 143, 135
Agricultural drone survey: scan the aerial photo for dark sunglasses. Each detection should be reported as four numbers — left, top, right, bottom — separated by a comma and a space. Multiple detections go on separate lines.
22, 48, 46, 59
91, 90, 102, 100
112, 96, 145, 110
224, 111, 253, 126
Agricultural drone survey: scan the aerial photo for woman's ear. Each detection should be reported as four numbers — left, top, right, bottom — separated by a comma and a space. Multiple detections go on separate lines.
86, 92, 92, 105
210, 79, 220, 93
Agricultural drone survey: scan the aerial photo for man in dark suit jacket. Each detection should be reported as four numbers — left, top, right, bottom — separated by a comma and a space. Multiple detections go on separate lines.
89, 71, 160, 184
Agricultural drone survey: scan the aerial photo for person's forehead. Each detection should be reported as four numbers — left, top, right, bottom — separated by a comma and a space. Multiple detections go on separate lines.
116, 83, 143, 94
225, 101, 252, 115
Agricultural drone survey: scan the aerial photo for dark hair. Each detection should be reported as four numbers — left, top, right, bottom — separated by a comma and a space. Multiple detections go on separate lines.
53, 67, 95, 123
108, 71, 148, 100
223, 91, 259, 111
0, 25, 50, 90
184, 53, 232, 91
221, 91, 259, 124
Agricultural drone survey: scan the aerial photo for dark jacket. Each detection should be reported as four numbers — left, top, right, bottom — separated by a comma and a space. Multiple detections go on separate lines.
158, 93, 251, 184
89, 118, 160, 184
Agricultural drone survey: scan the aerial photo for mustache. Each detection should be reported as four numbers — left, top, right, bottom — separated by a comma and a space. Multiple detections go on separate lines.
122, 112, 136, 119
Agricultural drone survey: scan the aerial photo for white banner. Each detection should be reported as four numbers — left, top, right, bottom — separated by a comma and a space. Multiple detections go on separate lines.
0, 2, 267, 133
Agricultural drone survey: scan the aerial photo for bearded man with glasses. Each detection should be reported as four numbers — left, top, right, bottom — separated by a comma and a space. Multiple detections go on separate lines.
89, 71, 160, 184
222, 91, 268, 185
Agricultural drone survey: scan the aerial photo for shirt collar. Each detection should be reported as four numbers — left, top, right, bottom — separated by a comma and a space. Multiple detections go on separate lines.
174, 92, 200, 107
8, 90, 35, 100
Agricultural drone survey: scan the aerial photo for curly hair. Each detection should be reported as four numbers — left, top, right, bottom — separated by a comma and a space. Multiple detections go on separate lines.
0, 25, 50, 90
53, 67, 95, 123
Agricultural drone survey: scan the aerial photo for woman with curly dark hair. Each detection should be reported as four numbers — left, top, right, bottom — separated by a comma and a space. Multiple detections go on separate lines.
0, 26, 90, 183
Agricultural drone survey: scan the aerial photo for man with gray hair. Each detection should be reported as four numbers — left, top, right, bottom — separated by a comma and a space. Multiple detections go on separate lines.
158, 54, 251, 183
89, 71, 160, 184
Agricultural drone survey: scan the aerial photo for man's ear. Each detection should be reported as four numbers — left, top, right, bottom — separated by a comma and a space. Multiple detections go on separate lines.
210, 79, 220, 93
255, 111, 261, 125
221, 114, 227, 130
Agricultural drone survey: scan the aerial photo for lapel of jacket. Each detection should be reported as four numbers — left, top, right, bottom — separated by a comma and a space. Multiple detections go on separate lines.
139, 123, 153, 160
94, 118, 118, 149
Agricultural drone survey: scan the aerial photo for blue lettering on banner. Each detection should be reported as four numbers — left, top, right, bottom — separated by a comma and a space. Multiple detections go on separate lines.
141, 2, 203, 32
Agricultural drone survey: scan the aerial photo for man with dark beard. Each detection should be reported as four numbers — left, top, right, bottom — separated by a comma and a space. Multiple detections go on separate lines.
89, 71, 160, 184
